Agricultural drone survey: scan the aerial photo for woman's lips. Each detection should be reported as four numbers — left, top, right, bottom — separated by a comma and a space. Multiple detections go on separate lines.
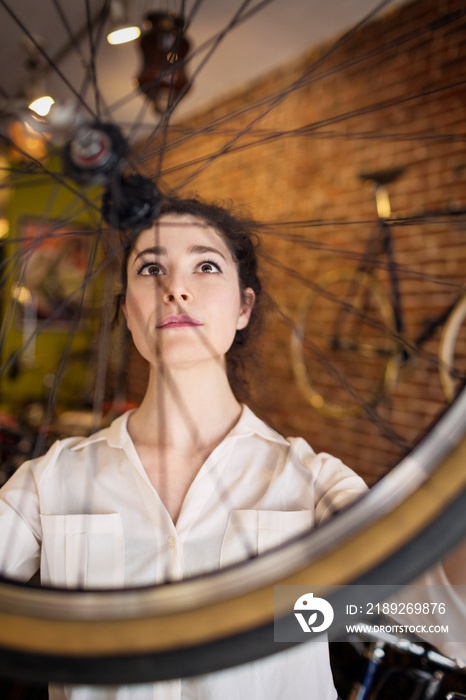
156, 314, 203, 329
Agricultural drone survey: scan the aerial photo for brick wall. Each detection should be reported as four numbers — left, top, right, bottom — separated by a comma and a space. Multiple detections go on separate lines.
129, 0, 466, 484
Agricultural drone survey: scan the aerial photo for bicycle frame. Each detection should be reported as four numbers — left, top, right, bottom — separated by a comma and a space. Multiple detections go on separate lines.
334, 171, 465, 368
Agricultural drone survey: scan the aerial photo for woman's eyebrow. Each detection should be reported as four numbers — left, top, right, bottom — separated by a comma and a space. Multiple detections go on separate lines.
190, 245, 227, 261
131, 243, 228, 265
132, 245, 166, 264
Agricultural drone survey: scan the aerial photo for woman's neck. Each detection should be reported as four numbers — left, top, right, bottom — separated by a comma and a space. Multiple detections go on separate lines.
128, 360, 242, 452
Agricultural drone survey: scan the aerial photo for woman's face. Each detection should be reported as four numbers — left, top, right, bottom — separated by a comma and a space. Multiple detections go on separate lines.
122, 214, 255, 369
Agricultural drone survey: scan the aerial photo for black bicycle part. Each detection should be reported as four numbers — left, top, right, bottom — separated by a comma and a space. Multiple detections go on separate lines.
101, 174, 162, 232
62, 123, 128, 185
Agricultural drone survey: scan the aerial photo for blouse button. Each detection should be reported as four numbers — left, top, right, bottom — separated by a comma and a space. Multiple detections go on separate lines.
167, 535, 176, 549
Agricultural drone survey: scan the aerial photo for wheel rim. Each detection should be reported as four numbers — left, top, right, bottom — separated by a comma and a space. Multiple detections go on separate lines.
0, 387, 465, 681
0, 0, 465, 686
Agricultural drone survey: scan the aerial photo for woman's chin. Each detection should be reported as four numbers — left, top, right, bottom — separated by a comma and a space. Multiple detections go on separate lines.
146, 347, 226, 372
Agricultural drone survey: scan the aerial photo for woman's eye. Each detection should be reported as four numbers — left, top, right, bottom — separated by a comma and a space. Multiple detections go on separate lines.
138, 262, 162, 276
198, 261, 221, 273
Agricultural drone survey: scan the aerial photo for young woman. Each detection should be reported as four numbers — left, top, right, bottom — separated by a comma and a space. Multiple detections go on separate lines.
0, 197, 465, 700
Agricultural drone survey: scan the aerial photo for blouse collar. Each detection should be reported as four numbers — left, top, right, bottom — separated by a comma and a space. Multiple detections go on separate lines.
71, 404, 288, 452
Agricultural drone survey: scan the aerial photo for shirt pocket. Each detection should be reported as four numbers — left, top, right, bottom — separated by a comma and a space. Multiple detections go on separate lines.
40, 513, 125, 589
220, 510, 314, 569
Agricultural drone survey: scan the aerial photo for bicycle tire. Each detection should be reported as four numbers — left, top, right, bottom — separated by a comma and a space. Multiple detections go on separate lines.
0, 0, 465, 687
290, 268, 400, 418
0, 385, 465, 683
439, 294, 466, 402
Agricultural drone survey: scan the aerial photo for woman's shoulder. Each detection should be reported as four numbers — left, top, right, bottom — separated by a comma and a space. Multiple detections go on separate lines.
239, 404, 367, 483
3, 411, 134, 486
237, 404, 338, 459
233, 404, 290, 445
65, 409, 133, 453
237, 405, 327, 459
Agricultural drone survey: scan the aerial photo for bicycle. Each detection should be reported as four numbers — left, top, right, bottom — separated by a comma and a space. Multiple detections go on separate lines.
290, 168, 466, 419
341, 630, 466, 699
0, 0, 465, 688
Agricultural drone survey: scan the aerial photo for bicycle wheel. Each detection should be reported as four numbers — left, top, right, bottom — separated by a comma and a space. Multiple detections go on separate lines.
290, 268, 400, 418
0, 0, 465, 686
0, 386, 465, 684
439, 294, 466, 402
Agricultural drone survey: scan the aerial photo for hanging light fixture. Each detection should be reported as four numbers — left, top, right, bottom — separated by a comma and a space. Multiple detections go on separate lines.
8, 39, 53, 161
24, 49, 54, 117
18, 37, 54, 116
136, 11, 190, 115
28, 95, 55, 116
27, 71, 54, 117
107, 0, 141, 45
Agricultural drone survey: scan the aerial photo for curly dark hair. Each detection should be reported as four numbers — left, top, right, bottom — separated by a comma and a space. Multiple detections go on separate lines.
116, 195, 264, 400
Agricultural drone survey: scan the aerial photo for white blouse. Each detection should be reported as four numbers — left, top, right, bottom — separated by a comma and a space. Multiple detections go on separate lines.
0, 406, 461, 699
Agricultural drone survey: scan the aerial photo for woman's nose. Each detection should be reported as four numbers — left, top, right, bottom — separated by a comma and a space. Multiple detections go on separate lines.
162, 274, 192, 304
164, 291, 189, 303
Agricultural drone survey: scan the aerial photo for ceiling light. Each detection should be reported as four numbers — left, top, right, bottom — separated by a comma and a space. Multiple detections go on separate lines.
107, 0, 140, 45
137, 11, 190, 114
24, 56, 55, 117
107, 26, 141, 45
28, 95, 55, 117
8, 37, 53, 160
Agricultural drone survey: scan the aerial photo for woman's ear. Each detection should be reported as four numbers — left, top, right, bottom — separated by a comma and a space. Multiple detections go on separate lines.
237, 287, 255, 330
